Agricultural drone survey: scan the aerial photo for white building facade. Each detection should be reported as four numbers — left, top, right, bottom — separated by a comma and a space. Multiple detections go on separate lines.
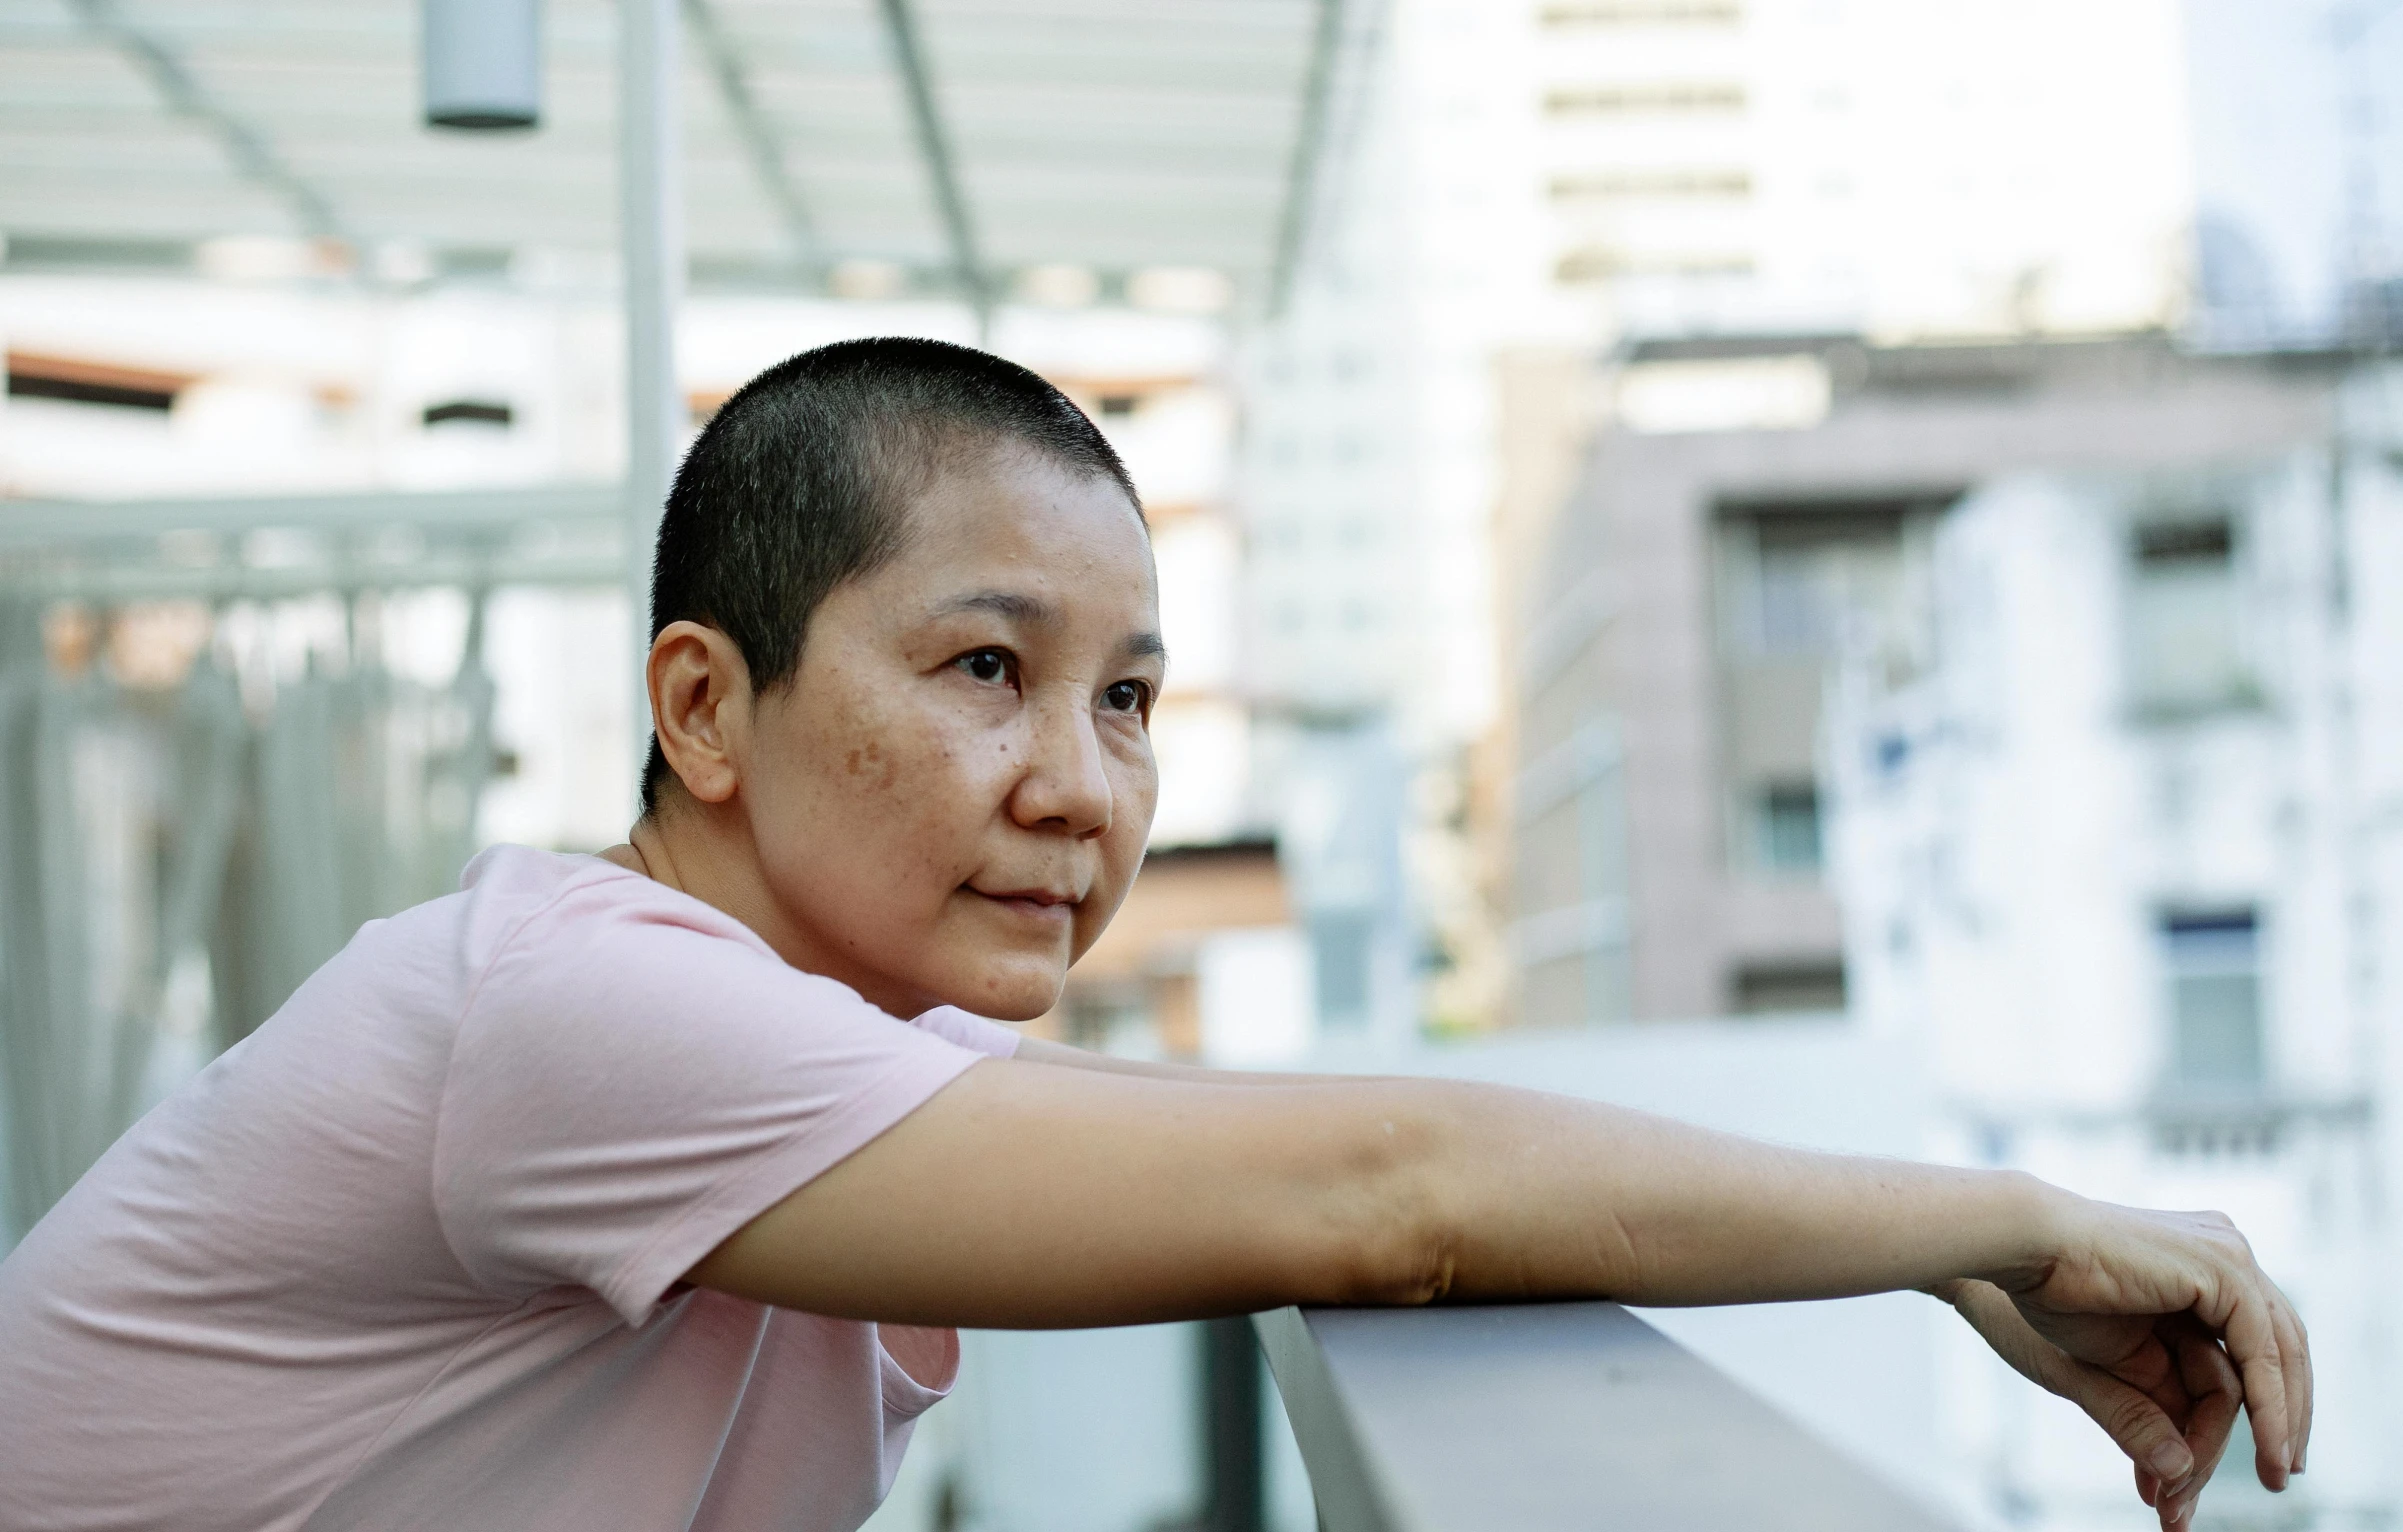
1826, 363, 2403, 1532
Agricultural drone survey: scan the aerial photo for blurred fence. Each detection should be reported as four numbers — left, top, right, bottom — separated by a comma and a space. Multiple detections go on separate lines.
0, 584, 499, 1233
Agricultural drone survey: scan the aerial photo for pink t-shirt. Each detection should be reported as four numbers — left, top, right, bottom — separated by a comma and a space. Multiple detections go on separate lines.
0, 845, 1019, 1531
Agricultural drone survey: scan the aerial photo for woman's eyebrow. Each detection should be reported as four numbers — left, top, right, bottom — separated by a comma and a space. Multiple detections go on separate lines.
926, 592, 1166, 662
930, 590, 1053, 624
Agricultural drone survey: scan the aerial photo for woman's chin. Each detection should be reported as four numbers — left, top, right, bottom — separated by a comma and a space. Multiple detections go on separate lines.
968, 986, 1060, 1025
930, 960, 1063, 1024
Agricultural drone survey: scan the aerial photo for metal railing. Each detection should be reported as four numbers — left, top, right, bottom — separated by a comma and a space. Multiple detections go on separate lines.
1255, 1302, 1954, 1532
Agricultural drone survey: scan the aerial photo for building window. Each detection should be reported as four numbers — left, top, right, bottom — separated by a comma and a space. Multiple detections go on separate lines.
2160, 911, 2264, 1094
1541, 1, 1742, 24
1757, 783, 1822, 872
1731, 960, 1845, 1015
1728, 506, 1920, 662
1714, 503, 1933, 889
1556, 247, 1756, 284
2127, 517, 2250, 715
1544, 83, 1748, 118
1549, 169, 1753, 203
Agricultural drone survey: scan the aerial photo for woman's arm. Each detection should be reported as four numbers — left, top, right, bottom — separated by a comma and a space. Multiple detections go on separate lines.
686, 1056, 2305, 1525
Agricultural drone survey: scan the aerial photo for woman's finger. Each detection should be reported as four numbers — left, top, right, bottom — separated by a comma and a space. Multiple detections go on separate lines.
2058, 1354, 2197, 1488
2210, 1282, 2292, 1486
2296, 1298, 2315, 1472
2257, 1287, 2307, 1481
2268, 1285, 2311, 1474
2169, 1324, 2242, 1494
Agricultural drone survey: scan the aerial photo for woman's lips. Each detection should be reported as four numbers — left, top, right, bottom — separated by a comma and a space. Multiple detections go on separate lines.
972, 888, 1075, 921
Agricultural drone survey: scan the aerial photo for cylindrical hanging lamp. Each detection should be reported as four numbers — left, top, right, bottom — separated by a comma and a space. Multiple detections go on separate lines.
423, 0, 542, 130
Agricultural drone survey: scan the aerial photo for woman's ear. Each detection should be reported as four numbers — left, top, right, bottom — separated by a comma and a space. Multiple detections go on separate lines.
649, 621, 751, 805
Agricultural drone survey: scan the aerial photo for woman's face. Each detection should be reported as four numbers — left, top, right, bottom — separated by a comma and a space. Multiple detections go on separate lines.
732, 446, 1162, 1021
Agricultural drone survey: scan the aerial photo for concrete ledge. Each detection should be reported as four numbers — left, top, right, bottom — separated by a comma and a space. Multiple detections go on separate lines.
1255, 1302, 1956, 1532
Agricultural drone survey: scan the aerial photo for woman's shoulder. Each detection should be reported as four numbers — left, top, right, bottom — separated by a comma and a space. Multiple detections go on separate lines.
457, 844, 765, 953
448, 845, 820, 1036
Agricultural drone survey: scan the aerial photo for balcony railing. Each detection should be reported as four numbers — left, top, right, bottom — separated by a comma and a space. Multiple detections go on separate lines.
1254, 1302, 1955, 1532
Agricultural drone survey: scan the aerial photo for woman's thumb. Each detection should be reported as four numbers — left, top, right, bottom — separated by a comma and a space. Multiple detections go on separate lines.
2071, 1364, 2193, 1484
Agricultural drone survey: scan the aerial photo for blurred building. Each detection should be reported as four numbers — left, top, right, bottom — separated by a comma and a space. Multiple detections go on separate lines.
2184, 0, 2403, 347
1826, 359, 2403, 1532
1500, 326, 2403, 1528
1535, 0, 2191, 338
1476, 41, 2403, 1532
1237, 0, 2403, 1045
1530, 0, 2403, 346
1504, 332, 2345, 1023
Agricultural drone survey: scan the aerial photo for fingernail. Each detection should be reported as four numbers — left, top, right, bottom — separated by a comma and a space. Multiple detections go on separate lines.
2148, 1443, 2191, 1480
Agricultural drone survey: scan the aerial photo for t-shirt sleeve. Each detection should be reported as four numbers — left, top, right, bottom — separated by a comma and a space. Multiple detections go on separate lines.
908, 1005, 1022, 1059
433, 878, 992, 1327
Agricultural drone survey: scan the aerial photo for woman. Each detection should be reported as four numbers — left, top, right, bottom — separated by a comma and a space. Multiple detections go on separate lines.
0, 339, 2305, 1531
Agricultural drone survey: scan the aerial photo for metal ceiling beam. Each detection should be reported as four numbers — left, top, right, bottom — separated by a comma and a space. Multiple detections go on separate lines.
875, 0, 991, 317
6, 546, 623, 604
1267, 0, 1346, 318
62, 0, 350, 245
683, 0, 823, 275
0, 486, 619, 552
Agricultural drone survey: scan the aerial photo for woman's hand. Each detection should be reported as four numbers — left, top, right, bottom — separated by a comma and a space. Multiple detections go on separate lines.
1939, 1195, 2310, 1530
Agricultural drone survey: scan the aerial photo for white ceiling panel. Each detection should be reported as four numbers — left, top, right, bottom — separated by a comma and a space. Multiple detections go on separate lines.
0, 0, 1344, 301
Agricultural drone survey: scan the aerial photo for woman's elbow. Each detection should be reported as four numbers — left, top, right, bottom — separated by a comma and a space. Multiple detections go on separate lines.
1307, 1094, 1464, 1308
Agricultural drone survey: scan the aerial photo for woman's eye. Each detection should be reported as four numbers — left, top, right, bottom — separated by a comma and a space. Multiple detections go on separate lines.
956, 649, 1013, 685
1102, 680, 1150, 715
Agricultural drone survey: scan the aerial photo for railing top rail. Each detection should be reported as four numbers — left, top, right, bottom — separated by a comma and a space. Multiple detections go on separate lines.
1256, 1302, 1957, 1532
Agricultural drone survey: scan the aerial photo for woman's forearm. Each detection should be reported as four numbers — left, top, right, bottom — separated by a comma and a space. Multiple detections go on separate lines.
1014, 1045, 2058, 1304
697, 1060, 2062, 1326
1387, 1080, 2058, 1307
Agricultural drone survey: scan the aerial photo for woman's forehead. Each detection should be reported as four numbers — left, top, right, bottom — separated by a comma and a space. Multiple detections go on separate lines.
890, 455, 1156, 609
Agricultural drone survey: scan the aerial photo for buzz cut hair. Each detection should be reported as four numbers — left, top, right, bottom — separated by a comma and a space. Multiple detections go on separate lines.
640, 336, 1140, 813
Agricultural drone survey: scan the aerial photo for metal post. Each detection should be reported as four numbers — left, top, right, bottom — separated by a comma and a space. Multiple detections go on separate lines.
1201, 1316, 1266, 1532
620, 0, 684, 782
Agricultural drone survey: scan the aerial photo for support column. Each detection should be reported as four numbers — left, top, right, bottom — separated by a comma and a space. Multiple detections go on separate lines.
620, 0, 684, 779
1201, 1315, 1266, 1532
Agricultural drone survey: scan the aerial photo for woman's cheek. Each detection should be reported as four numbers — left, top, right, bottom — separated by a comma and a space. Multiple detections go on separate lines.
1114, 751, 1160, 829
